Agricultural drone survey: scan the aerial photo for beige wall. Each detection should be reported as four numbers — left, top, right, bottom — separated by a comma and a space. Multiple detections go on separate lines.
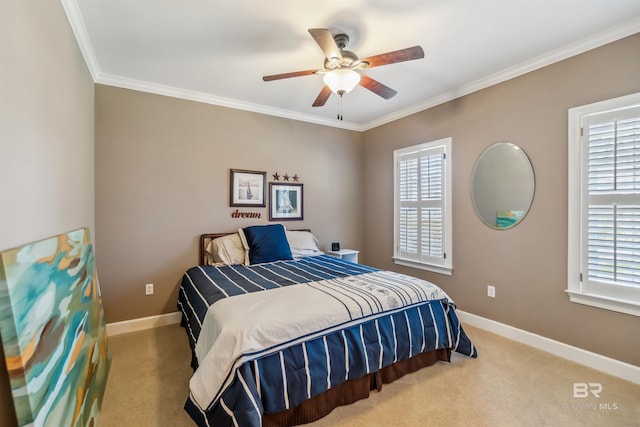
0, 3, 637, 423
95, 85, 364, 323
362, 33, 640, 366
0, 1, 95, 425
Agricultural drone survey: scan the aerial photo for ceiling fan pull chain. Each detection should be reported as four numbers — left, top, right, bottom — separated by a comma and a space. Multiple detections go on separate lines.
337, 95, 343, 121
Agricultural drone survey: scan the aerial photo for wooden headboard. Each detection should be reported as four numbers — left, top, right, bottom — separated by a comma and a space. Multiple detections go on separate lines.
199, 233, 234, 265
199, 229, 311, 265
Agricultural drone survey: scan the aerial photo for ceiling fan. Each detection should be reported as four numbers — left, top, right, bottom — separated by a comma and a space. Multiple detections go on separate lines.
262, 28, 424, 108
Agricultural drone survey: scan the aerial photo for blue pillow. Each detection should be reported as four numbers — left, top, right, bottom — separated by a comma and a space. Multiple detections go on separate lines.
241, 224, 293, 265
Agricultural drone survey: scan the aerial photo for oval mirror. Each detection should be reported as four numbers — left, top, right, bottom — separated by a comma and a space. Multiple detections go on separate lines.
471, 142, 535, 230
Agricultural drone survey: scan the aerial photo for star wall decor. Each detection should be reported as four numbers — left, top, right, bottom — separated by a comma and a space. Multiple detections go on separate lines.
272, 172, 300, 182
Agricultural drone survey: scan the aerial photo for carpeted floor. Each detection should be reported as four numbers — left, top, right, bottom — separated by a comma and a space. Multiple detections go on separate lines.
99, 323, 639, 427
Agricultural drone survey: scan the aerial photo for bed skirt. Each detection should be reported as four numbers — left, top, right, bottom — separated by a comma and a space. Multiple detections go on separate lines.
263, 348, 451, 427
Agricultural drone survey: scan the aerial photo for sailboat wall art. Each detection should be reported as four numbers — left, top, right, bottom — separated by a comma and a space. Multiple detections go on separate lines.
0, 227, 111, 426
229, 169, 266, 207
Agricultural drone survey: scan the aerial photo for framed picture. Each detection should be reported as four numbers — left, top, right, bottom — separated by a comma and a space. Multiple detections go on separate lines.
230, 169, 266, 207
269, 183, 303, 221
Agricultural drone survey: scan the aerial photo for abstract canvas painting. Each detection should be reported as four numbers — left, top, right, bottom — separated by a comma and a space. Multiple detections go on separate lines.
0, 228, 111, 426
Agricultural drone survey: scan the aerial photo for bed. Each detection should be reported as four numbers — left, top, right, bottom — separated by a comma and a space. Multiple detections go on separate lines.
177, 224, 477, 427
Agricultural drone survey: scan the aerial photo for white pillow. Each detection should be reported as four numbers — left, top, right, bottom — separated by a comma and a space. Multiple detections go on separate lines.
205, 233, 248, 265
237, 228, 250, 265
286, 230, 322, 258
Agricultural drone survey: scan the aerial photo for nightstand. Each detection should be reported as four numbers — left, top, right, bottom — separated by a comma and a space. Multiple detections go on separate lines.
327, 249, 359, 264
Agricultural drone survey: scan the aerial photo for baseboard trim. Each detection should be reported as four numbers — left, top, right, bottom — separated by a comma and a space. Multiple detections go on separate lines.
456, 310, 639, 385
105, 310, 638, 384
106, 312, 182, 336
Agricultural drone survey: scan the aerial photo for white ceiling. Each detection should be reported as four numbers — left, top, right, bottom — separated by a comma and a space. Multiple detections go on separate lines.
63, 0, 640, 131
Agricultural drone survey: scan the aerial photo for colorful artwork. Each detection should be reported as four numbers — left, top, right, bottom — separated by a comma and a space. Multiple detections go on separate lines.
496, 210, 525, 229
0, 228, 110, 426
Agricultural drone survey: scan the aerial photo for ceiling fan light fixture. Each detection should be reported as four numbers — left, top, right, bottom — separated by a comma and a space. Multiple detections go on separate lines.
323, 69, 361, 96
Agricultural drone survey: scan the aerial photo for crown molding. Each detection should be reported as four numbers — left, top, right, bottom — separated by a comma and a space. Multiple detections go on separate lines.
60, 0, 361, 130
361, 17, 640, 131
60, 0, 101, 80
62, 0, 639, 133
96, 74, 364, 131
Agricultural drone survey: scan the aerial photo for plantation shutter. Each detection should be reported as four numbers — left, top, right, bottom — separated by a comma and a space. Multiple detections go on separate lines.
397, 145, 445, 263
583, 108, 640, 291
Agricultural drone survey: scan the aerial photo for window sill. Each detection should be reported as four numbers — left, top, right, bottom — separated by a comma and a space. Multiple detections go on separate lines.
393, 257, 452, 276
566, 290, 640, 317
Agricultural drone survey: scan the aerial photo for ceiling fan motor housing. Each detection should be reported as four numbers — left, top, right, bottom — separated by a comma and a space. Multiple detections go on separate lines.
324, 49, 359, 69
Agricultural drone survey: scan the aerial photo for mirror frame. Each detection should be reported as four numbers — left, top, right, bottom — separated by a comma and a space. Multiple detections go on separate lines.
470, 142, 535, 230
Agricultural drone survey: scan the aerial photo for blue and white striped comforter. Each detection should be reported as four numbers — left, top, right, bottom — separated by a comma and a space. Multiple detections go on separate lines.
177, 255, 476, 427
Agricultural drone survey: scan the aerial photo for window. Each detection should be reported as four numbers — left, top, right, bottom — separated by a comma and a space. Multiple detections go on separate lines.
568, 92, 640, 316
393, 137, 452, 275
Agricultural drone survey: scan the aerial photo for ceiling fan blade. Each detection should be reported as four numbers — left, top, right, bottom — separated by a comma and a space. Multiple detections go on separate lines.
308, 28, 342, 62
361, 46, 424, 68
263, 70, 318, 81
359, 74, 397, 99
312, 85, 332, 107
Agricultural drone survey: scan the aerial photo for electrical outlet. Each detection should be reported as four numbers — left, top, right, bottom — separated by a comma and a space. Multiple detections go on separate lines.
145, 283, 154, 295
487, 285, 496, 298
